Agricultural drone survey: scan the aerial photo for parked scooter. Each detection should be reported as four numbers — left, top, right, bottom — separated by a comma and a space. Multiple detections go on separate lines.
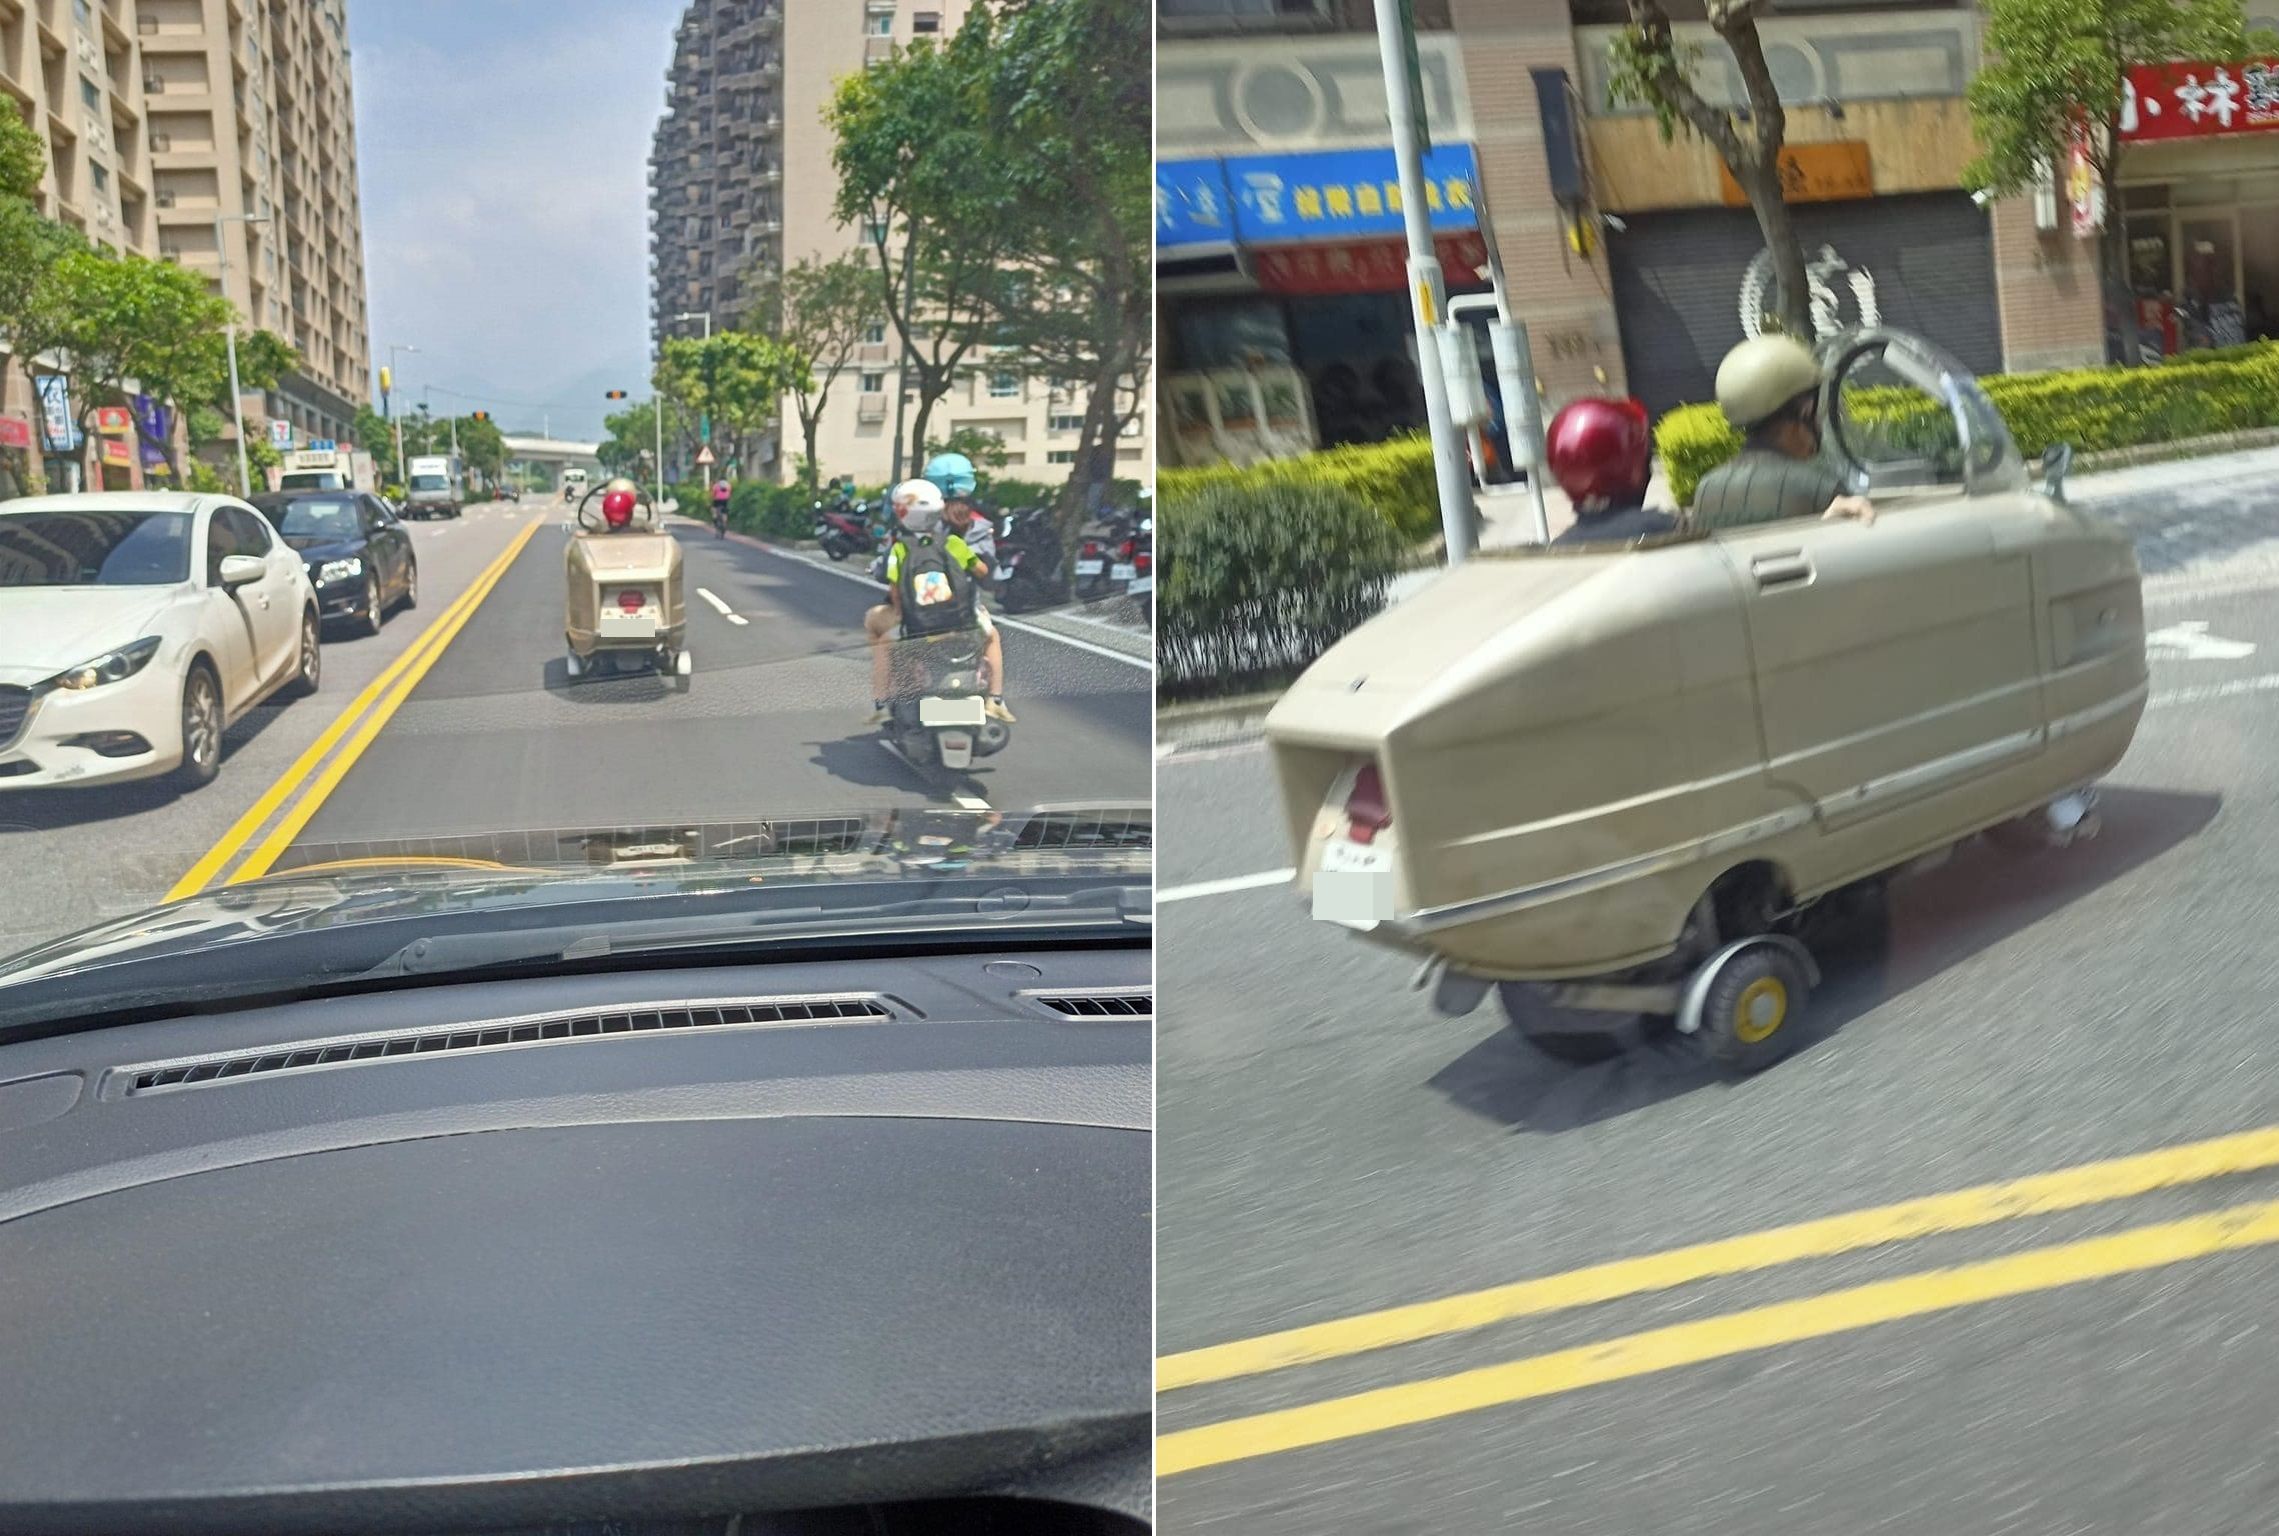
814, 502, 872, 561
1073, 506, 1144, 602
990, 505, 1067, 613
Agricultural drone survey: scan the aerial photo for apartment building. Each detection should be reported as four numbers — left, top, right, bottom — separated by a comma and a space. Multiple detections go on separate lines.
648, 1, 785, 365
1155, 0, 2116, 464
140, 0, 371, 449
647, 0, 1151, 488
0, 0, 158, 490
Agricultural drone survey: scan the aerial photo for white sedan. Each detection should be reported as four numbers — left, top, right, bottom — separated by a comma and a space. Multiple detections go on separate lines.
0, 492, 321, 791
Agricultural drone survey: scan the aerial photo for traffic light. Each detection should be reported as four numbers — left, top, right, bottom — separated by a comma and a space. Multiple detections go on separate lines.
604, 389, 628, 400
471, 410, 490, 422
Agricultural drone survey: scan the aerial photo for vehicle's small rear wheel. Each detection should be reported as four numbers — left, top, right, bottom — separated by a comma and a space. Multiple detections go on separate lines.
174, 662, 223, 790
357, 572, 384, 636
288, 610, 321, 697
1697, 944, 1812, 1073
1496, 983, 1627, 1064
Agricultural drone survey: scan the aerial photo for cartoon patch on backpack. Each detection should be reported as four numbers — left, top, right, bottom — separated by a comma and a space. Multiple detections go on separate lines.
912, 570, 955, 605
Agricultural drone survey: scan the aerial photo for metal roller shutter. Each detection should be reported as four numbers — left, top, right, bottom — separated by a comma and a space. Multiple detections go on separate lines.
1607, 192, 2002, 420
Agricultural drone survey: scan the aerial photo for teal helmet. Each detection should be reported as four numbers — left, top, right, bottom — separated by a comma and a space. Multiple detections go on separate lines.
922, 452, 977, 500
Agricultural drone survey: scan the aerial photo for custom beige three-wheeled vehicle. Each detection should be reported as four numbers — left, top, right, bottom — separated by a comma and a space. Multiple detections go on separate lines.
564, 481, 691, 689
1268, 329, 2149, 1071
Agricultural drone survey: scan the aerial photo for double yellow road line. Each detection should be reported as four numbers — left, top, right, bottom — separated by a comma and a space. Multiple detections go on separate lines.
1158, 1120, 2279, 1476
165, 515, 545, 900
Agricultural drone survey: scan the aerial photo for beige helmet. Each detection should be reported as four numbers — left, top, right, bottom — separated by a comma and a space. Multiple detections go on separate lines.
1715, 334, 1823, 431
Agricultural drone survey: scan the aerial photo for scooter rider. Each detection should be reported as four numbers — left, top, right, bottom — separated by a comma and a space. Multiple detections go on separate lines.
1543, 396, 1680, 547
922, 451, 1014, 724
866, 478, 992, 724
1689, 334, 1878, 531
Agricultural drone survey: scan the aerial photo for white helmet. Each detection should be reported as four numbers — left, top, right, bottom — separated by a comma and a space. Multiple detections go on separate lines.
890, 477, 944, 534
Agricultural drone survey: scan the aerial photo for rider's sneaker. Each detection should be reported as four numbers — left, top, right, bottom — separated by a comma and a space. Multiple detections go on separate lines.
985, 696, 1017, 723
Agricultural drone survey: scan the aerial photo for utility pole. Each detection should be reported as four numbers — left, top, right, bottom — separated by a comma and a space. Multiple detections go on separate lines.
1373, 0, 1476, 563
215, 212, 270, 497
386, 342, 417, 487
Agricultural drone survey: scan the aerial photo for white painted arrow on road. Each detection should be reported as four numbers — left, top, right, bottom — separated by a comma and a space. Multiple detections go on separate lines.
2146, 621, 2257, 661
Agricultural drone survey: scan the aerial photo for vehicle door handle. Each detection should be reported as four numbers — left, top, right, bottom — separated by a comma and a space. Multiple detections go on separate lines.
1751, 552, 1814, 589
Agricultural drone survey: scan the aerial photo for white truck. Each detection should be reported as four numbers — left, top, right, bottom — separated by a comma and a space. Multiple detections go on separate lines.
404, 454, 465, 520
278, 448, 377, 495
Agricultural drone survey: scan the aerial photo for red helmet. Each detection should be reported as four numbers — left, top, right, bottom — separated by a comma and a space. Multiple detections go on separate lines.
1545, 396, 1651, 507
601, 487, 637, 528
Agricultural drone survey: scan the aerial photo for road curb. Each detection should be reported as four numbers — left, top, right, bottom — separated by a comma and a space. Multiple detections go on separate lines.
1158, 690, 1284, 751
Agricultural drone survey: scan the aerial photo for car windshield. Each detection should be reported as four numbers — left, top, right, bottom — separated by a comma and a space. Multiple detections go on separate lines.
261, 497, 361, 541
0, 511, 193, 587
0, 4, 1153, 1038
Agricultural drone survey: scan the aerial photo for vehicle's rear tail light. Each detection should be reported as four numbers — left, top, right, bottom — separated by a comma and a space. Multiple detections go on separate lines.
1345, 761, 1391, 845
618, 588, 646, 613
1134, 550, 1151, 574
1081, 539, 1100, 557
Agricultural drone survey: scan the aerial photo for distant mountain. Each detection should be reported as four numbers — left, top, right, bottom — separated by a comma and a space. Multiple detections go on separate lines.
392, 351, 654, 443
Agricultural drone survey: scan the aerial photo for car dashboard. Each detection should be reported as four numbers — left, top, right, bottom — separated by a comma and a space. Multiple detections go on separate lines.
0, 945, 1151, 1535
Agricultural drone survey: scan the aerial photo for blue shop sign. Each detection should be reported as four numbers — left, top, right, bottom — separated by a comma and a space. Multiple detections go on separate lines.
1159, 143, 1481, 250
1157, 158, 1237, 249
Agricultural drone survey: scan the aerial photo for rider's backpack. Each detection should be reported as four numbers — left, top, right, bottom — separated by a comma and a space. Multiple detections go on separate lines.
895, 535, 976, 637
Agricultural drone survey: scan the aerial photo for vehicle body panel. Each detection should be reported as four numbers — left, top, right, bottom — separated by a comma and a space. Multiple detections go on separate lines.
1267, 331, 2148, 982
565, 528, 686, 662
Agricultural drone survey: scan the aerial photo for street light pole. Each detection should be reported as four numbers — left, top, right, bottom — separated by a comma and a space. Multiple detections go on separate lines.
1373, 0, 1476, 563
673, 311, 713, 480
215, 211, 270, 497
387, 342, 417, 486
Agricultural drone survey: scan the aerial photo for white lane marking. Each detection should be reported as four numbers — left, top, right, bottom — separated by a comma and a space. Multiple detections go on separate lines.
953, 793, 992, 810
697, 587, 748, 625
2146, 620, 2255, 660
1160, 868, 1294, 903
743, 532, 1153, 671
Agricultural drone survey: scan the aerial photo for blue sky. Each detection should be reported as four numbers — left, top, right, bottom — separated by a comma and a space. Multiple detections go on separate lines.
347, 0, 685, 441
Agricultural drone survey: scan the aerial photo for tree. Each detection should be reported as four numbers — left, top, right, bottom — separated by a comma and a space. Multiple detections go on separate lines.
446, 414, 507, 485
981, 0, 1151, 538
598, 398, 661, 474
1606, 0, 1813, 336
0, 109, 41, 201
15, 248, 233, 476
654, 331, 800, 477
923, 424, 1010, 471
1966, 0, 2267, 364
830, 12, 1027, 472
752, 252, 886, 490
229, 329, 298, 397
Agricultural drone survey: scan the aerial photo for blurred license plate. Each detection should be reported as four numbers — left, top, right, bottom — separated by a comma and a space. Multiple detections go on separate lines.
1110, 562, 1137, 581
598, 611, 659, 639
1075, 558, 1105, 575
920, 695, 987, 727
1312, 838, 1393, 923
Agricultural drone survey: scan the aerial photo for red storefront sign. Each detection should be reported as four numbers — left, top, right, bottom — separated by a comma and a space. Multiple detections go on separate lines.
2122, 61, 2279, 140
0, 415, 31, 451
92, 404, 133, 435
1249, 232, 1489, 297
98, 437, 134, 467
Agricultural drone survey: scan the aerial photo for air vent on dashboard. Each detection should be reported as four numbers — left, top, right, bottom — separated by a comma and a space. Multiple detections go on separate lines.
1029, 992, 1152, 1019
121, 997, 892, 1095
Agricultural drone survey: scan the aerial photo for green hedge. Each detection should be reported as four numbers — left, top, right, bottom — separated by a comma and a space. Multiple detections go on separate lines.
1659, 342, 2279, 508
1160, 434, 1439, 546
1159, 476, 1405, 700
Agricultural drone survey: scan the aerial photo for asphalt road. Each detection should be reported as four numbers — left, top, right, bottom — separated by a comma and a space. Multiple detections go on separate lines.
0, 499, 1150, 956
1155, 471, 2279, 1534
0, 499, 537, 959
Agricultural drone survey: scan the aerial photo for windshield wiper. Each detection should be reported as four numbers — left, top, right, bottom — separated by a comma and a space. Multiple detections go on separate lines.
358, 886, 1152, 980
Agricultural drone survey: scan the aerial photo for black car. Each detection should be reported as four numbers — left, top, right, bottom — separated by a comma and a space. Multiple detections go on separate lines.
251, 490, 418, 636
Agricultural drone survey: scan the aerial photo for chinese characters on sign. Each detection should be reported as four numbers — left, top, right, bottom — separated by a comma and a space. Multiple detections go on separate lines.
33, 375, 78, 455
2122, 62, 2279, 140
1156, 144, 1483, 250
92, 405, 133, 436
1716, 142, 1873, 208
0, 416, 31, 451
1249, 232, 1489, 297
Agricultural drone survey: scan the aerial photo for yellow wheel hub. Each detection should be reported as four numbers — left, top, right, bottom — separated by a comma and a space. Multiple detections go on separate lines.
1732, 975, 1789, 1044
